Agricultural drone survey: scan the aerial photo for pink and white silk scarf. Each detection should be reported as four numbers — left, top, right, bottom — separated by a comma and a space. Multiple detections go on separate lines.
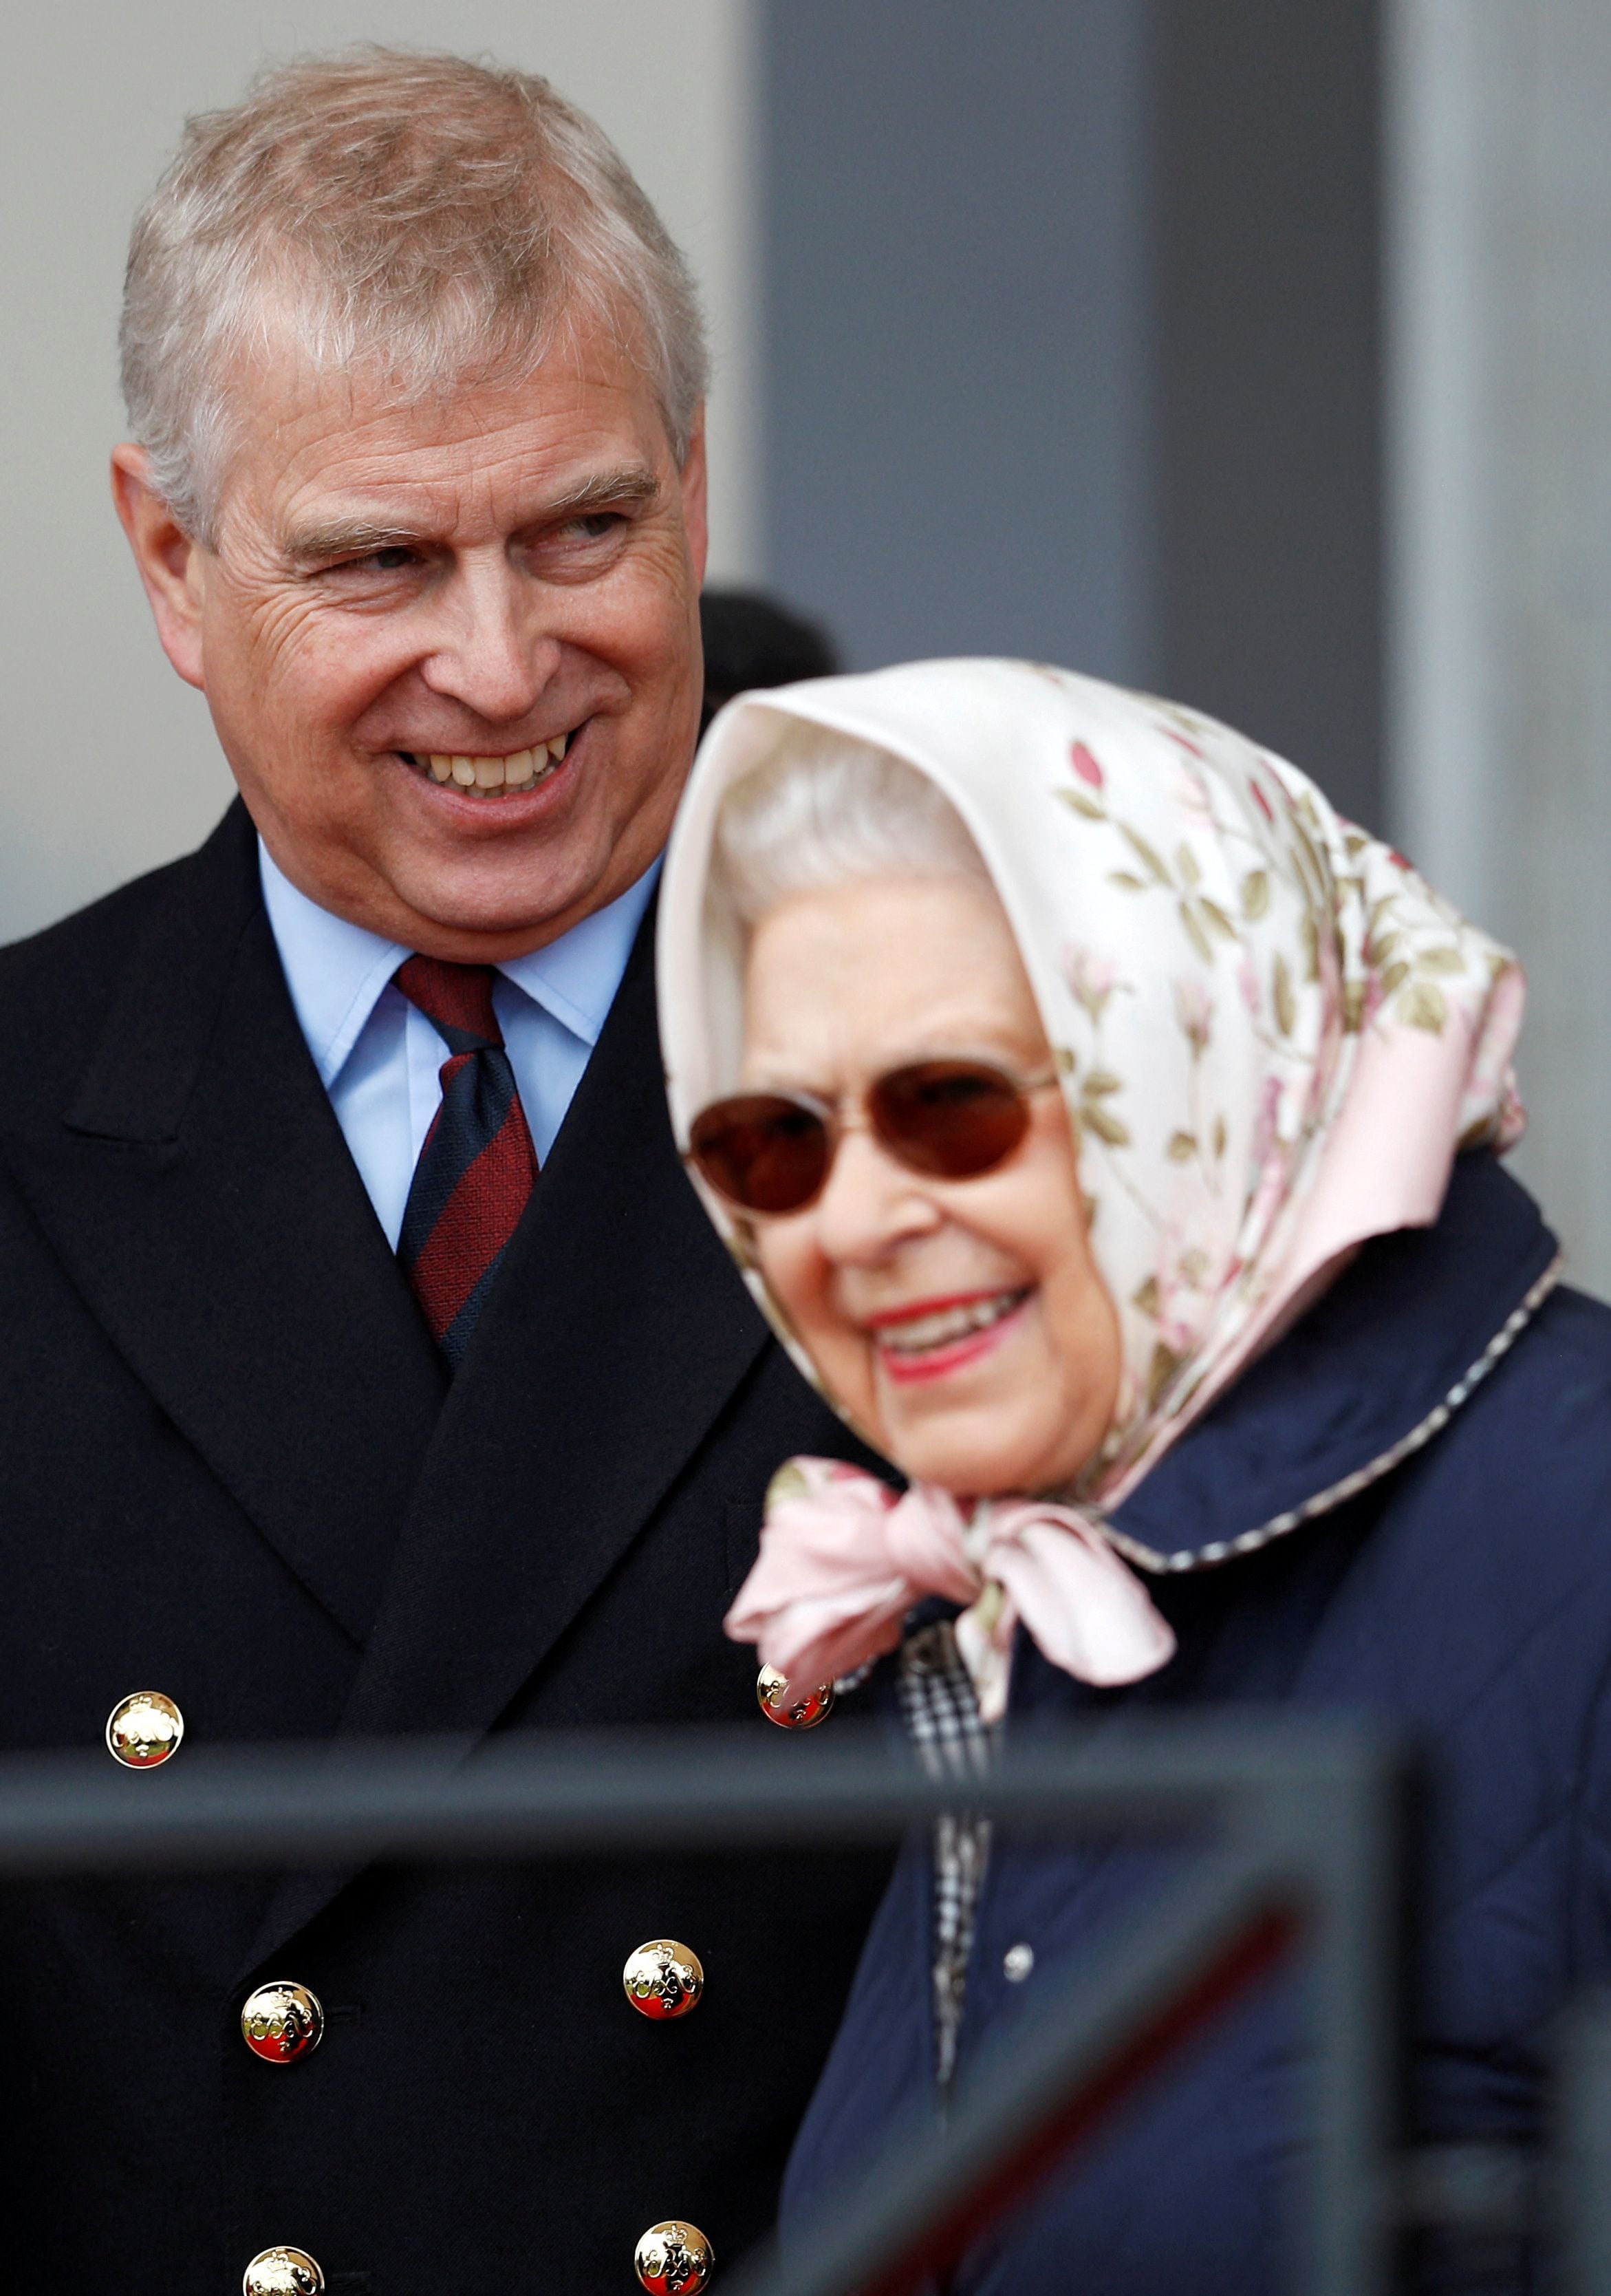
657, 660, 1527, 1714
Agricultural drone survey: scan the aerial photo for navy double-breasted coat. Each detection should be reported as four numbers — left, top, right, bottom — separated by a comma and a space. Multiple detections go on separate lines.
0, 801, 891, 2292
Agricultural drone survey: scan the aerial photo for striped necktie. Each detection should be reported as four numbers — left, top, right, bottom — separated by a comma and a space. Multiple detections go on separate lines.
393, 955, 538, 1367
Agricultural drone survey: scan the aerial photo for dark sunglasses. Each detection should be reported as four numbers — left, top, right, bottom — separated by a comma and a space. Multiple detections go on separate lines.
686, 1058, 1059, 1216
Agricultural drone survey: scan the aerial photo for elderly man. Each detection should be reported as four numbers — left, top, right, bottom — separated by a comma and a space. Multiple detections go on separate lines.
0, 50, 885, 2296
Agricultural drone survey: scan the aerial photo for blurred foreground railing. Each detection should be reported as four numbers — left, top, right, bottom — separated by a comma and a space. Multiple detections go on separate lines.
0, 1721, 1605, 2294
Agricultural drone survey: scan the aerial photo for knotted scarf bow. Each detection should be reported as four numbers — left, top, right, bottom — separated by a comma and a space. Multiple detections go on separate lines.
724, 1457, 1177, 1724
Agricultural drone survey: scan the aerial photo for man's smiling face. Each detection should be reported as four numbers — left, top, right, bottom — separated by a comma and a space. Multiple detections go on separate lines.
113, 306, 708, 958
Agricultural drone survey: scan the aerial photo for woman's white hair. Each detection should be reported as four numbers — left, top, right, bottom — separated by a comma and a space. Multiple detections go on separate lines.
120, 47, 708, 545
711, 725, 992, 926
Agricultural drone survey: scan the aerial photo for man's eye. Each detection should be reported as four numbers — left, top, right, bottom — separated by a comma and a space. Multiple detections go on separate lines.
314, 546, 420, 577
565, 513, 624, 541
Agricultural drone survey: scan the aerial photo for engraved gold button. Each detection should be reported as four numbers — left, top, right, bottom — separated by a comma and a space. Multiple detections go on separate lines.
105, 1691, 184, 1768
241, 1980, 325, 2064
757, 1664, 833, 1729
623, 1939, 704, 2021
242, 2249, 324, 2296
635, 2220, 714, 2293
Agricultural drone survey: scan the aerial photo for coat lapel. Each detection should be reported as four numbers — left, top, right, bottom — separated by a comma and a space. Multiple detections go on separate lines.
0, 804, 446, 1648
242, 903, 771, 1968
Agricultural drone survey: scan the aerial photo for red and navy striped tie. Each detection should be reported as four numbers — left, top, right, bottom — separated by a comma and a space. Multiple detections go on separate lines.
394, 956, 537, 1367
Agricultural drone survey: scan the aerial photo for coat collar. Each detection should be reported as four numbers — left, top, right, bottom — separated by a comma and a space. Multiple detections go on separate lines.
0, 801, 446, 1646
1107, 1151, 1561, 1573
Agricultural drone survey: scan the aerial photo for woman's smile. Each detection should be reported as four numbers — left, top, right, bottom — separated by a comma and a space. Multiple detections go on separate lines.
862, 1285, 1034, 1383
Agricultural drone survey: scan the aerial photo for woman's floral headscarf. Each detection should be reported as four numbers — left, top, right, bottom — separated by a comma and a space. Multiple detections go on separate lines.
660, 659, 1526, 1527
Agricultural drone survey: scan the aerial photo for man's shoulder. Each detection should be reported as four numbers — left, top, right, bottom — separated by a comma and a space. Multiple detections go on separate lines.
0, 804, 255, 1114
1, 847, 190, 980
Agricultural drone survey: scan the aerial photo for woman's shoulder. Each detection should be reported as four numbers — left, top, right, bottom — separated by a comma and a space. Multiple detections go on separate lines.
1422, 1276, 1611, 1509
1333, 1274, 1611, 1721
1112, 1155, 1572, 1570
1498, 1274, 1611, 1386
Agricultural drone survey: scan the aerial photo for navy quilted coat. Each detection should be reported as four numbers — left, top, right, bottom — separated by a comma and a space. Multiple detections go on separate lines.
781, 1153, 1611, 2292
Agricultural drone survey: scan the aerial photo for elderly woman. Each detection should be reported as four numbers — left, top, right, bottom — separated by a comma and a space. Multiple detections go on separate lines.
657, 659, 1611, 2293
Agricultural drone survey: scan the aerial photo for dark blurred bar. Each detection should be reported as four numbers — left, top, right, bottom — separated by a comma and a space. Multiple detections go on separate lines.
761, 0, 1383, 826
1152, 0, 1383, 825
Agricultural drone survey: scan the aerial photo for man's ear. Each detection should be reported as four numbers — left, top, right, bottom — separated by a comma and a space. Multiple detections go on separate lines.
111, 444, 208, 691
678, 405, 710, 592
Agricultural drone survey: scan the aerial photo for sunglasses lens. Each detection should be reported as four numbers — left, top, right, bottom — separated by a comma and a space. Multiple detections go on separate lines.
689, 1095, 832, 1214
871, 1061, 1032, 1178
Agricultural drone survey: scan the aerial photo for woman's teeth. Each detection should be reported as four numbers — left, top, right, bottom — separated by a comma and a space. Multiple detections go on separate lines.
876, 1290, 1028, 1355
409, 731, 571, 797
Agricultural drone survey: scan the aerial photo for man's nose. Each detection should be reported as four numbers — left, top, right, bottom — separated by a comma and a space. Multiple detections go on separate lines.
417, 558, 561, 724
814, 1126, 942, 1264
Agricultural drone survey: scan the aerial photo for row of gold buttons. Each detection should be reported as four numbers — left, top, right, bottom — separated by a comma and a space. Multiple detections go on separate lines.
107, 1662, 836, 2285
237, 1936, 704, 2070
105, 1660, 836, 1774
625, 1669, 832, 2285
237, 2220, 717, 2289
238, 2220, 718, 2289
626, 1670, 832, 2282
625, 1938, 713, 2280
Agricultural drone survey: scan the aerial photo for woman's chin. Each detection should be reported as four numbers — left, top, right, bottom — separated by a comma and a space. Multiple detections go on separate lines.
876, 1373, 1102, 1495
880, 1406, 1048, 1499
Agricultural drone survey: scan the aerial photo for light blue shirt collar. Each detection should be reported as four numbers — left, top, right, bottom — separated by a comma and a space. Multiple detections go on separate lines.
259, 839, 659, 1084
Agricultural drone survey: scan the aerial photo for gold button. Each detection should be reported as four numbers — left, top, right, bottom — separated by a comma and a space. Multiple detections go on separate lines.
241, 1980, 325, 2065
105, 1691, 184, 1768
623, 1939, 704, 2021
757, 1664, 834, 1730
635, 2221, 714, 2293
242, 2249, 323, 2296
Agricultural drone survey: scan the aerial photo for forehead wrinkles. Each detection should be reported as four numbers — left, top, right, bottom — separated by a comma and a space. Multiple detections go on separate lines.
265, 424, 662, 560
222, 316, 668, 544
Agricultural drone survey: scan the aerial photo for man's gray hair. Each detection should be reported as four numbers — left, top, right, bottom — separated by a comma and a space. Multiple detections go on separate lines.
712, 727, 992, 928
120, 47, 709, 544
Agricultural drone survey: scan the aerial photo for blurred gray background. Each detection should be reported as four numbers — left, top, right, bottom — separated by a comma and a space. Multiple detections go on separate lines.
4, 1, 1609, 1287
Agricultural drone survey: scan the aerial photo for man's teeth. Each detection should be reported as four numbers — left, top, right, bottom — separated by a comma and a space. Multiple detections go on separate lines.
877, 1291, 1026, 1355
420, 731, 571, 795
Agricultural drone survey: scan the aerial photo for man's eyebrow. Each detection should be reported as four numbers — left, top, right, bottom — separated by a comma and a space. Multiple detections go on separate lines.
281, 465, 662, 567
532, 463, 661, 521
281, 519, 427, 568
